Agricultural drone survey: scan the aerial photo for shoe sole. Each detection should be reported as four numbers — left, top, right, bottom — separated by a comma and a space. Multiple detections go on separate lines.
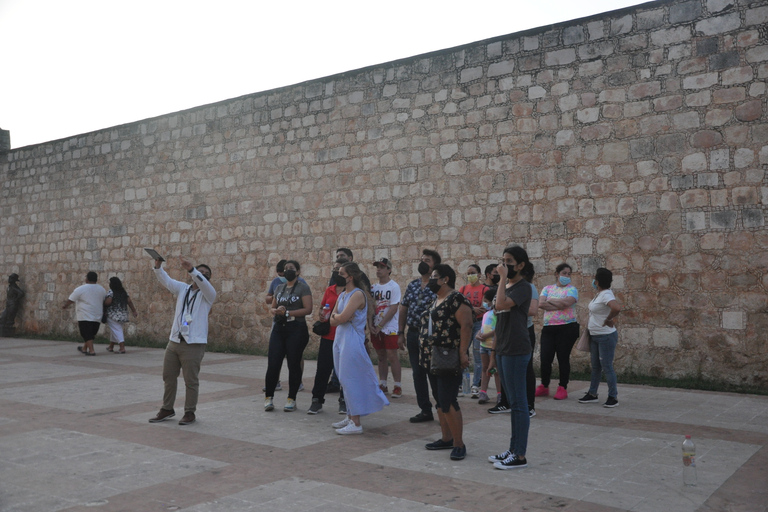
391, 394, 401, 398
264, 406, 274, 411
307, 408, 321, 415
579, 399, 599, 403
148, 413, 175, 423
284, 407, 295, 412
425, 443, 454, 450
494, 462, 527, 469
336, 429, 363, 435
603, 403, 619, 408
178, 419, 195, 425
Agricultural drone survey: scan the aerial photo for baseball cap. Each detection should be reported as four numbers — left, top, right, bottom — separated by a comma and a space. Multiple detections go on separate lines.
373, 257, 392, 269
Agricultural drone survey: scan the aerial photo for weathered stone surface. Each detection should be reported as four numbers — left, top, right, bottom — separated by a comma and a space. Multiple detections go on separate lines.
735, 100, 763, 122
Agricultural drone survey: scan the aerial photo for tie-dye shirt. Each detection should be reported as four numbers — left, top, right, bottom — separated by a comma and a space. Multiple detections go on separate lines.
540, 284, 578, 326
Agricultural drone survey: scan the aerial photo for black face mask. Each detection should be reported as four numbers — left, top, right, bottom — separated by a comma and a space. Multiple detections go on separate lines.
427, 278, 441, 294
418, 261, 431, 276
284, 269, 297, 282
331, 271, 346, 287
491, 275, 501, 285
507, 269, 518, 279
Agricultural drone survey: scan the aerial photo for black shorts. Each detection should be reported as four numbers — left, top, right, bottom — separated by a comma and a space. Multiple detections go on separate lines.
78, 321, 101, 341
427, 372, 462, 414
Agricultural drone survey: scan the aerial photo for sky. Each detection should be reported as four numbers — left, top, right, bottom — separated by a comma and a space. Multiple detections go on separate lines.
0, 0, 652, 149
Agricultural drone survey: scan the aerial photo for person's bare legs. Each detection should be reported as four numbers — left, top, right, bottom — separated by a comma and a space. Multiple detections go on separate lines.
387, 349, 401, 383
375, 349, 389, 383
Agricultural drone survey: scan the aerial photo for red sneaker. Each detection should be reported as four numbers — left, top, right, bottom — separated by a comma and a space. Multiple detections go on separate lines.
534, 384, 549, 397
553, 386, 568, 400
391, 385, 402, 398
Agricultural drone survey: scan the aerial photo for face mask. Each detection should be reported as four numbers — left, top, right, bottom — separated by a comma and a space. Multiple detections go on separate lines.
467, 274, 478, 284
332, 271, 346, 287
418, 261, 431, 276
507, 269, 518, 279
278, 276, 287, 284
592, 280, 598, 290
427, 278, 441, 294
559, 276, 571, 286
491, 275, 501, 285
482, 301, 491, 309
284, 269, 297, 282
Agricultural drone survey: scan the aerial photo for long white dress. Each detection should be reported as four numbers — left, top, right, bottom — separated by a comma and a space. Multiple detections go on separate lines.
333, 288, 389, 417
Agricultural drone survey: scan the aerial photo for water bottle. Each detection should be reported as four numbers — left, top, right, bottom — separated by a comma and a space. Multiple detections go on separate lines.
322, 304, 331, 321
462, 368, 471, 396
682, 435, 697, 486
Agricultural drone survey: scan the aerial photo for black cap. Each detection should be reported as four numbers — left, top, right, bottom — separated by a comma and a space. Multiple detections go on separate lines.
372, 257, 392, 269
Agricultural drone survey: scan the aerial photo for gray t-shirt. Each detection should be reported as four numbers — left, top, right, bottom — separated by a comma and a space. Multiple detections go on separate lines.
274, 280, 312, 321
494, 279, 532, 357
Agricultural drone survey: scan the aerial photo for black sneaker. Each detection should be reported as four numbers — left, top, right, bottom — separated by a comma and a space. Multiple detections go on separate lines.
579, 393, 599, 403
603, 396, 619, 408
425, 438, 454, 450
307, 398, 322, 414
338, 399, 347, 415
450, 445, 467, 461
487, 450, 513, 463
488, 404, 510, 414
494, 454, 527, 469
409, 411, 434, 423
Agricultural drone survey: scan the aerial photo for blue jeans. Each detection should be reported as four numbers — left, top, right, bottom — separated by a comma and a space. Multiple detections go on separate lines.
471, 320, 482, 387
498, 352, 531, 458
588, 331, 618, 399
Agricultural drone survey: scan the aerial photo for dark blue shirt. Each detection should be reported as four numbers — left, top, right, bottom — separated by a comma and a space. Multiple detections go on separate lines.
401, 278, 437, 330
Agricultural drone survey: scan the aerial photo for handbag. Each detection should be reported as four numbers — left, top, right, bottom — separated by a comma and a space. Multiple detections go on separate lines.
312, 320, 330, 336
427, 313, 461, 376
575, 328, 590, 352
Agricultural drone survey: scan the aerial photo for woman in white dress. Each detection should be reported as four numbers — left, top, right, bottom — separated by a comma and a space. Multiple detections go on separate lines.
330, 262, 389, 434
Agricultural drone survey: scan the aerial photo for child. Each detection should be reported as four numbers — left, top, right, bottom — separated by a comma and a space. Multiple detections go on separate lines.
475, 288, 501, 404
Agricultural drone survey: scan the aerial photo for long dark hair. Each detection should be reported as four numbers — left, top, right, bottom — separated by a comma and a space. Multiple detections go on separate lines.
109, 277, 128, 306
503, 245, 534, 280
341, 262, 374, 322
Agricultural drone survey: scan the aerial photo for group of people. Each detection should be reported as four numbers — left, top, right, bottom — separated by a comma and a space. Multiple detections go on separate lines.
61, 245, 622, 468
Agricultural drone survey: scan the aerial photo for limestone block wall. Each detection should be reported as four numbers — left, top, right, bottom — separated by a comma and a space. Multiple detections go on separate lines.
1, 0, 767, 385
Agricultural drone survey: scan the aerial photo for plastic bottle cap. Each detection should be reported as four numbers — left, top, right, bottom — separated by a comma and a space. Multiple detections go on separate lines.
685, 435, 691, 438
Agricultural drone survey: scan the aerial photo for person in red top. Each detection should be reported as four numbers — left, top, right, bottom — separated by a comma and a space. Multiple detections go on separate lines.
458, 264, 489, 397
308, 259, 347, 414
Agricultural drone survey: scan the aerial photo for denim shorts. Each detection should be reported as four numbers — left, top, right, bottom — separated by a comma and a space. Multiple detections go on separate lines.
479, 346, 493, 356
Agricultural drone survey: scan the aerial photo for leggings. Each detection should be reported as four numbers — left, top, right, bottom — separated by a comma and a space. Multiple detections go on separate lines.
264, 321, 309, 399
539, 322, 579, 389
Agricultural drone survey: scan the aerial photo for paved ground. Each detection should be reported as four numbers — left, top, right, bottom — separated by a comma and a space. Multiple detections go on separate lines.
0, 337, 766, 512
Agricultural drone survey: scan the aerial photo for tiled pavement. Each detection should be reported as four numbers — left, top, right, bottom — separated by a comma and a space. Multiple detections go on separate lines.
0, 337, 766, 512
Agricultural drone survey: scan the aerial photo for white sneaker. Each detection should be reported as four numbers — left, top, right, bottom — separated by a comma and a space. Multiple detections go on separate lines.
336, 423, 363, 435
284, 398, 296, 412
332, 417, 352, 429
264, 397, 274, 411
470, 386, 480, 399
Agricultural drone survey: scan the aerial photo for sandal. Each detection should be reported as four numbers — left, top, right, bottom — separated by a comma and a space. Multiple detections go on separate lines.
107, 347, 114, 352
117, 350, 126, 354
77, 346, 86, 355
86, 351, 96, 356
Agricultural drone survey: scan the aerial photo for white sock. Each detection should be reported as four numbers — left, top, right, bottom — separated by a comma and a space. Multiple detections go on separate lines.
394, 382, 401, 387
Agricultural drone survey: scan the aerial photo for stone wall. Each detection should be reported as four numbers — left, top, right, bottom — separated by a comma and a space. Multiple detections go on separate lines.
2, 0, 767, 385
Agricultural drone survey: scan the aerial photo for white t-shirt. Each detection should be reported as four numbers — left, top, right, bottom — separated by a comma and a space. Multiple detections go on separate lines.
372, 279, 401, 335
588, 289, 617, 335
68, 283, 107, 322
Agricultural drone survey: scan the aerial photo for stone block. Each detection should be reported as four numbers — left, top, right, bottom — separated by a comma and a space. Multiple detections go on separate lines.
653, 95, 683, 112
653, 328, 680, 348
735, 100, 762, 122
743, 209, 765, 228
710, 51, 740, 71
544, 49, 576, 67
623, 327, 651, 346
611, 14, 633, 36
573, 237, 592, 255
577, 108, 600, 124
696, 37, 719, 56
686, 90, 711, 106
722, 310, 746, 330
682, 152, 707, 172
488, 60, 515, 77
696, 12, 741, 36
680, 189, 709, 208
651, 26, 691, 47
683, 72, 718, 90
460, 67, 483, 83
746, 45, 768, 64
686, 212, 707, 230
745, 6, 768, 27
563, 25, 585, 45
732, 186, 758, 205
588, 21, 604, 41
628, 81, 661, 100
697, 172, 719, 187
656, 133, 687, 155
710, 210, 737, 229
713, 87, 746, 104
691, 130, 723, 148
673, 112, 700, 130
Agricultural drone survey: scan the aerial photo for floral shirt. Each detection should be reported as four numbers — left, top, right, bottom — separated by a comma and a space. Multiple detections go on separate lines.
540, 284, 578, 326
417, 291, 470, 368
401, 278, 437, 330
105, 290, 130, 323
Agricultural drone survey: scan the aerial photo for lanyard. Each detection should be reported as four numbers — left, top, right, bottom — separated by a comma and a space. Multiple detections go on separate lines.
181, 286, 199, 320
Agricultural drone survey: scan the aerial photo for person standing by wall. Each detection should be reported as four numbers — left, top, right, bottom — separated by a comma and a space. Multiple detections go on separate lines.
330, 262, 389, 434
488, 246, 534, 469
308, 259, 346, 414
397, 249, 441, 423
536, 263, 579, 400
62, 271, 107, 356
459, 263, 489, 397
263, 260, 312, 412
579, 267, 622, 408
0, 273, 25, 336
104, 277, 138, 354
148, 256, 216, 426
370, 258, 402, 398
